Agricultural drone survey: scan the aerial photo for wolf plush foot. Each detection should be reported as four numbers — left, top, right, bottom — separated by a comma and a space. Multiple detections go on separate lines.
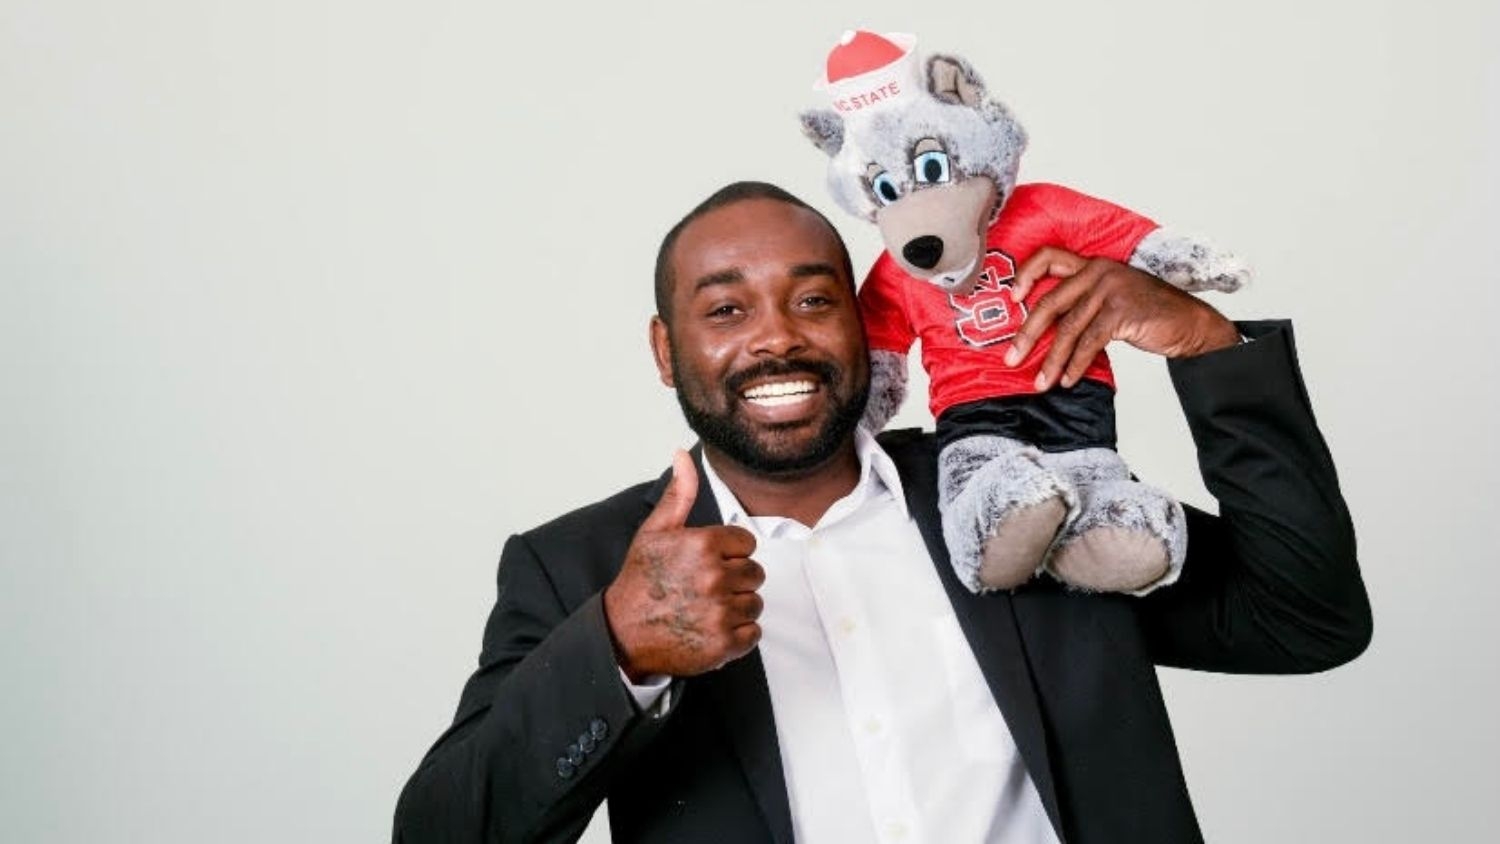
938, 435, 1075, 592
1036, 449, 1186, 595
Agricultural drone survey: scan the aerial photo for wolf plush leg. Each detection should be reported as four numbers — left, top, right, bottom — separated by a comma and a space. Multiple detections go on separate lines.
1035, 449, 1186, 595
938, 435, 1075, 593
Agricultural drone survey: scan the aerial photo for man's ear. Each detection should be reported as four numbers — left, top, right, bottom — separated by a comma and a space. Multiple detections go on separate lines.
926, 54, 988, 108
649, 316, 676, 388
800, 109, 845, 157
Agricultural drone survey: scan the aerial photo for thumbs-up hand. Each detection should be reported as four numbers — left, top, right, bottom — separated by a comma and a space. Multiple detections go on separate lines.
603, 450, 766, 681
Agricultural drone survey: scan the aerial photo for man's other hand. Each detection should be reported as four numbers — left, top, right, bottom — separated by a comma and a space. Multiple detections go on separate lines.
1002, 247, 1241, 390
603, 451, 765, 682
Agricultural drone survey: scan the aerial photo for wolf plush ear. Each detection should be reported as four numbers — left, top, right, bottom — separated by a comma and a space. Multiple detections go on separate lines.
800, 108, 844, 157
926, 54, 987, 108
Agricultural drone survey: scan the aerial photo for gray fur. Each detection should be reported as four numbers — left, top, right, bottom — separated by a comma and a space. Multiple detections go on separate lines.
1129, 226, 1251, 293
1033, 445, 1130, 486
804, 55, 1027, 223
1035, 449, 1187, 595
862, 350, 908, 433
938, 435, 1075, 593
926, 53, 987, 107
799, 108, 844, 156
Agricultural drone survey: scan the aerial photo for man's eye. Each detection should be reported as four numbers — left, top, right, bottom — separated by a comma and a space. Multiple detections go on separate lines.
913, 150, 951, 184
707, 304, 742, 318
799, 295, 832, 308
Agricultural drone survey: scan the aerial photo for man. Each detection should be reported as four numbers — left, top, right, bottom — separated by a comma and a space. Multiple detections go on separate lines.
393, 182, 1371, 843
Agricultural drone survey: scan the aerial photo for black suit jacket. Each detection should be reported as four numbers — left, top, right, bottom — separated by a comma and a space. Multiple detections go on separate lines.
393, 321, 1372, 843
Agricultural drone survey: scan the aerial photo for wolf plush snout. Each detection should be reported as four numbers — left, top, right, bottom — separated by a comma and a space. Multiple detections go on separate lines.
875, 175, 999, 292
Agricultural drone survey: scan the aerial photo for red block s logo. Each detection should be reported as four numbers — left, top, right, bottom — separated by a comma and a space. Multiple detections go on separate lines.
950, 250, 1024, 347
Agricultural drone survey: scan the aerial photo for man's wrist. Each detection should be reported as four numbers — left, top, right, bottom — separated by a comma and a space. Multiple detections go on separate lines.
602, 583, 649, 683
1180, 313, 1241, 358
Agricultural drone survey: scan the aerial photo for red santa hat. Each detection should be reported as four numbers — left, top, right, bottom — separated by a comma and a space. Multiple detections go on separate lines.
815, 30, 921, 117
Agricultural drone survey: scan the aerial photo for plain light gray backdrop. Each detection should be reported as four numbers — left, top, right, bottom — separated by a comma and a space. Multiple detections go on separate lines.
2, 0, 1496, 841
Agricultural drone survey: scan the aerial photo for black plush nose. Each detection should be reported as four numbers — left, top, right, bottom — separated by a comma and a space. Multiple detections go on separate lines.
902, 235, 944, 270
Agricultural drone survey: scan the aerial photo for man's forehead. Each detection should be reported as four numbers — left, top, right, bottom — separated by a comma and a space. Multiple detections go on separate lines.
671, 199, 843, 288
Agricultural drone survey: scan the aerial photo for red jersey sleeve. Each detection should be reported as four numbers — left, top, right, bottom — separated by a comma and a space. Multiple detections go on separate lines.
1029, 183, 1159, 262
858, 253, 917, 355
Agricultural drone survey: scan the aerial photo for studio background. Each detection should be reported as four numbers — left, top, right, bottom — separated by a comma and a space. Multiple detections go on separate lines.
3, 0, 1495, 841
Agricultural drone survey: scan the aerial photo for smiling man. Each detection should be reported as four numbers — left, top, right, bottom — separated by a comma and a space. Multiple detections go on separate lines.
393, 182, 1371, 843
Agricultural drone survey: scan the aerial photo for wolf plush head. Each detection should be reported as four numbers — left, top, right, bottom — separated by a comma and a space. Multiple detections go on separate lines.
801, 31, 1029, 294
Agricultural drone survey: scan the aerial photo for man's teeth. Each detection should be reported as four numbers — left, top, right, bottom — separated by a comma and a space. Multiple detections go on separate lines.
743, 380, 818, 405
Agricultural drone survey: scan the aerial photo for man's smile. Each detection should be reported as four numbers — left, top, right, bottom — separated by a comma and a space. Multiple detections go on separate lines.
741, 378, 822, 408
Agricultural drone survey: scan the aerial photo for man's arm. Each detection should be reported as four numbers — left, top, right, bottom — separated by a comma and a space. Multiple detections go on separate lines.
1140, 320, 1372, 672
393, 452, 765, 843
392, 534, 666, 844
1007, 248, 1371, 672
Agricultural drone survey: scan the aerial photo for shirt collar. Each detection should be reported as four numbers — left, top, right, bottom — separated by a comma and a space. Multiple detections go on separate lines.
699, 426, 909, 532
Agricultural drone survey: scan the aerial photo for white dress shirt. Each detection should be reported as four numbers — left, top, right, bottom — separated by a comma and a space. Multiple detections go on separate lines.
628, 428, 1060, 844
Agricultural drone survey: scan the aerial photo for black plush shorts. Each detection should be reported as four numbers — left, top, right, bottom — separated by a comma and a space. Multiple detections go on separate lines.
934, 379, 1117, 453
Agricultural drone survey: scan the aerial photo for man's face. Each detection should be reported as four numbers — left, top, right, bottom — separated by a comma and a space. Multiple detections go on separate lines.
651, 198, 870, 477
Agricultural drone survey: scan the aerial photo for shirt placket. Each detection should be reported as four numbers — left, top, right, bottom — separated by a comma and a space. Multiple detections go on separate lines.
801, 506, 928, 844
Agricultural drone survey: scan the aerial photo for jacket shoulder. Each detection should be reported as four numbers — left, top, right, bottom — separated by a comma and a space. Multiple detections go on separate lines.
522, 477, 660, 550
512, 476, 664, 605
875, 426, 937, 470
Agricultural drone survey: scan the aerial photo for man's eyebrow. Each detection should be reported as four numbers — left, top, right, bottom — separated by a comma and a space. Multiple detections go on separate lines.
790, 262, 841, 279
692, 268, 745, 293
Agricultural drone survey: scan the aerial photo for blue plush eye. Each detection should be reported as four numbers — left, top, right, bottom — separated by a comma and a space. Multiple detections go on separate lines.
913, 150, 951, 184
871, 171, 901, 205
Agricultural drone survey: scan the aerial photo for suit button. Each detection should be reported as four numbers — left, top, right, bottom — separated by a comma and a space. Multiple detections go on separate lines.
579, 733, 597, 753
566, 744, 585, 766
555, 757, 575, 779
589, 718, 609, 739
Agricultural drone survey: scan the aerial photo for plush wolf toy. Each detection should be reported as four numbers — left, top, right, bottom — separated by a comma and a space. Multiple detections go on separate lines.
800, 31, 1248, 595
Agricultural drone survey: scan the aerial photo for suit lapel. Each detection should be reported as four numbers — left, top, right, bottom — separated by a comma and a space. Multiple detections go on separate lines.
884, 433, 1066, 840
644, 448, 795, 844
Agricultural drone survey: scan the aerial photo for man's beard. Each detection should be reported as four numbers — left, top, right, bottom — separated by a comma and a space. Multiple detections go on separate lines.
671, 355, 869, 477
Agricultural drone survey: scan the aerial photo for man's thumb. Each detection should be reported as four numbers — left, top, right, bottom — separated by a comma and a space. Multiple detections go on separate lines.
643, 449, 698, 530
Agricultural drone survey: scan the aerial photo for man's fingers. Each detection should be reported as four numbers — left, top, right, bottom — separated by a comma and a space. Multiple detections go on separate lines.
726, 592, 765, 625
725, 557, 766, 593
1005, 276, 1090, 367
1061, 319, 1114, 388
710, 525, 758, 560
1011, 246, 1088, 303
728, 622, 762, 655
1036, 289, 1105, 391
641, 450, 698, 531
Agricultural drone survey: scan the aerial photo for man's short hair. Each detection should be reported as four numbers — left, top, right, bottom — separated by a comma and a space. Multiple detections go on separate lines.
653, 181, 856, 322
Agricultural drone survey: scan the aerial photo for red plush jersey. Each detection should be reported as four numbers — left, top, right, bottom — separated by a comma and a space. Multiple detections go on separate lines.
859, 182, 1159, 419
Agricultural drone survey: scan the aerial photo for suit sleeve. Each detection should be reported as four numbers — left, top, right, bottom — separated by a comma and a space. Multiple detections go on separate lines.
1138, 320, 1373, 673
392, 533, 677, 843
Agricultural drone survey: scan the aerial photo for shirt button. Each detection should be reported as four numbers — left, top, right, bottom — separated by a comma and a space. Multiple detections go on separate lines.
837, 617, 856, 636
863, 718, 883, 736
886, 820, 909, 840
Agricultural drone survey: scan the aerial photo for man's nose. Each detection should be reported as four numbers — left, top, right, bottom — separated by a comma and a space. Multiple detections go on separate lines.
748, 307, 808, 356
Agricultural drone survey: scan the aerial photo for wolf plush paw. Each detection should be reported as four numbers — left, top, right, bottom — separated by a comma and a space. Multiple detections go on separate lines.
938, 435, 1075, 592
1037, 449, 1186, 595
